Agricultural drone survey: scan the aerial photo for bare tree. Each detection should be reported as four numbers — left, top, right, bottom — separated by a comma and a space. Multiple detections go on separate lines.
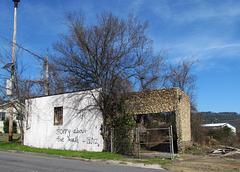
53, 12, 166, 124
133, 47, 168, 91
51, 12, 171, 151
166, 57, 199, 111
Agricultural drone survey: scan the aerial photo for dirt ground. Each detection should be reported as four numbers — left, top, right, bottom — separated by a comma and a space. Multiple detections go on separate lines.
165, 153, 240, 172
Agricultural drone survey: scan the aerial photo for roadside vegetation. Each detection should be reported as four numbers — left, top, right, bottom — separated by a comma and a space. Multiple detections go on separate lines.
191, 112, 240, 149
0, 134, 172, 166
0, 137, 122, 160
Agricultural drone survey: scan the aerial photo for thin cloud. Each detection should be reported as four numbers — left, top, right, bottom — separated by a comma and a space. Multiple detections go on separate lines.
203, 43, 240, 51
151, 0, 240, 23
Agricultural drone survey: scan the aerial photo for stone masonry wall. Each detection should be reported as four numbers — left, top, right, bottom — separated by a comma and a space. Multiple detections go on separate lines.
126, 88, 177, 114
126, 87, 191, 153
175, 88, 192, 153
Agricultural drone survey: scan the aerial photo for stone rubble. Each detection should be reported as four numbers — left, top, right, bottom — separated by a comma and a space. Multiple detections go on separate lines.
209, 146, 240, 159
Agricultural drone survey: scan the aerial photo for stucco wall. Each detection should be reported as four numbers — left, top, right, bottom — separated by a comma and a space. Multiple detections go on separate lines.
24, 89, 103, 152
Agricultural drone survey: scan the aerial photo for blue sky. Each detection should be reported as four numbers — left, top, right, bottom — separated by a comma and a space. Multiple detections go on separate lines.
0, 0, 240, 113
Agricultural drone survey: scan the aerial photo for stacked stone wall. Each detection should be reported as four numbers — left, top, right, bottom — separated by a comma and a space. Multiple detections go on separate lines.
127, 87, 191, 153
126, 88, 177, 114
175, 89, 192, 153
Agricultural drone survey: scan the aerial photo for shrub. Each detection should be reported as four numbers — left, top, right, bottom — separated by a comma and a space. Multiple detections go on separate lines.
191, 112, 205, 144
112, 111, 136, 155
3, 118, 17, 133
205, 126, 234, 144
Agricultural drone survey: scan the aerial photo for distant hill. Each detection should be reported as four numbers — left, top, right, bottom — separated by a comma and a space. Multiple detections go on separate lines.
199, 112, 240, 132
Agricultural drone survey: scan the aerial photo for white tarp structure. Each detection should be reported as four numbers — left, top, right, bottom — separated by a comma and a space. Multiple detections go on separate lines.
24, 88, 104, 152
202, 123, 236, 134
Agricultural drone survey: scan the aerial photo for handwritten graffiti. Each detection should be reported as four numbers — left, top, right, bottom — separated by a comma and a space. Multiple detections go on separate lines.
55, 128, 100, 147
56, 129, 71, 135
57, 136, 64, 142
56, 128, 87, 135
67, 136, 79, 143
73, 128, 87, 134
86, 137, 99, 147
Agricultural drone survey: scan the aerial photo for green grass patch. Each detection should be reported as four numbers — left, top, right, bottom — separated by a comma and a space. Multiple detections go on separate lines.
0, 141, 122, 160
0, 141, 21, 149
0, 141, 173, 165
185, 146, 207, 154
0, 136, 173, 166
149, 158, 172, 165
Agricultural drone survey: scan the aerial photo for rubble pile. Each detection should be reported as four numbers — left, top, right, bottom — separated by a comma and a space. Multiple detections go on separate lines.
209, 146, 240, 159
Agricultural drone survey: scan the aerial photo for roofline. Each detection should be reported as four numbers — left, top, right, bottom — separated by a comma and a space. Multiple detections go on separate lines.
26, 87, 101, 100
127, 87, 188, 97
202, 123, 236, 133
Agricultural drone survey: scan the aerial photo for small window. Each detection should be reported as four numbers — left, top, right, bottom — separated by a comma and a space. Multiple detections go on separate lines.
54, 107, 63, 125
0, 112, 6, 121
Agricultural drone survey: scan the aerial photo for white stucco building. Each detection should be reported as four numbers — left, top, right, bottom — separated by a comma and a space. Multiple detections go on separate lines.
24, 88, 104, 152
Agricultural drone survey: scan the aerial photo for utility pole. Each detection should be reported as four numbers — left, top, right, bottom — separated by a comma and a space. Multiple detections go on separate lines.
9, 0, 20, 141
45, 56, 49, 96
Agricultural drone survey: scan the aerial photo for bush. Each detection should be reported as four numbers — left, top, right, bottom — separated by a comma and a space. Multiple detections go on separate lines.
112, 112, 136, 155
113, 128, 135, 155
205, 126, 234, 145
191, 112, 205, 144
3, 118, 17, 133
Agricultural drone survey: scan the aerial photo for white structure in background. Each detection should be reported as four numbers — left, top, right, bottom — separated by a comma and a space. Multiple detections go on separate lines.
202, 123, 236, 134
0, 101, 21, 133
24, 88, 104, 152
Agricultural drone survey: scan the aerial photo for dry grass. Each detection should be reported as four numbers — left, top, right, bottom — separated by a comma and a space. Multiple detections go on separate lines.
0, 133, 21, 142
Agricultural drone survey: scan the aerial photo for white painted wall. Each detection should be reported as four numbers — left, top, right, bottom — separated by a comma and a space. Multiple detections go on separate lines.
24, 89, 104, 152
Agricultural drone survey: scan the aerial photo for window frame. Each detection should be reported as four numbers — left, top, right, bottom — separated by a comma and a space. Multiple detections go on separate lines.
54, 107, 63, 125
0, 112, 6, 121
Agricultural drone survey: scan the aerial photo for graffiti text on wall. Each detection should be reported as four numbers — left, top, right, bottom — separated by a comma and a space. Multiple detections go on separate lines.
56, 128, 100, 146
